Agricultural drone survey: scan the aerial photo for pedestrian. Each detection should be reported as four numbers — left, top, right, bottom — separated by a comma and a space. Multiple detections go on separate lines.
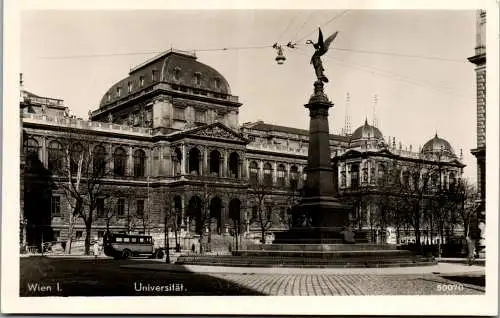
466, 236, 475, 266
93, 241, 100, 259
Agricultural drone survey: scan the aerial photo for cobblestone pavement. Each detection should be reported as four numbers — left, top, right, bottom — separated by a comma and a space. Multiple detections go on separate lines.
208, 273, 485, 295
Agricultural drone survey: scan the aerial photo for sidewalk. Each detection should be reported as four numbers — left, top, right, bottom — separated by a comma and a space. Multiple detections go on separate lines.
121, 261, 485, 276
20, 253, 110, 259
438, 257, 485, 266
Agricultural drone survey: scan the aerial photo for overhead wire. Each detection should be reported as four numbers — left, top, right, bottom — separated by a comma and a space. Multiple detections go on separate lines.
275, 12, 299, 43
291, 47, 471, 100
295, 10, 350, 44
288, 11, 315, 44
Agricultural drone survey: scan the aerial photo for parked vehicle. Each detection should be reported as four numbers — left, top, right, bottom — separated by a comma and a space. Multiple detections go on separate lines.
103, 233, 164, 259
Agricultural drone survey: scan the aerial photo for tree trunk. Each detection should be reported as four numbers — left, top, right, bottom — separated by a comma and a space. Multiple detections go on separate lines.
84, 223, 92, 255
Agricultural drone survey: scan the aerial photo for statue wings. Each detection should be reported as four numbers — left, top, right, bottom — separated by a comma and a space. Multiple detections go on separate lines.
322, 30, 338, 53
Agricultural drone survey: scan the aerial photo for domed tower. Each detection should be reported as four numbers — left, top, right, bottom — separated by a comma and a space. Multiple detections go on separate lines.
90, 49, 242, 133
421, 133, 457, 160
349, 119, 385, 149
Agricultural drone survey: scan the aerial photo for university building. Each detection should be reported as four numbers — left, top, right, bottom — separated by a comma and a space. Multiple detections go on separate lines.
20, 49, 464, 249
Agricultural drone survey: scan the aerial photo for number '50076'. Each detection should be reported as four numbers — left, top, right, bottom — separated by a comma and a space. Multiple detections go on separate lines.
437, 284, 464, 291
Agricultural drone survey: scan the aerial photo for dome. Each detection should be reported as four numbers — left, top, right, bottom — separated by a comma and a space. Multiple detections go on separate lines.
99, 49, 232, 108
421, 133, 455, 156
350, 119, 384, 140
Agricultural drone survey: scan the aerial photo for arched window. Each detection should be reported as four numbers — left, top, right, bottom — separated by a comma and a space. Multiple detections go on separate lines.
113, 147, 127, 177
350, 164, 359, 189
47, 140, 63, 172
449, 172, 456, 188
209, 150, 221, 176
249, 161, 258, 184
402, 170, 410, 187
228, 152, 239, 178
188, 148, 200, 175
93, 145, 107, 175
378, 163, 386, 186
290, 165, 299, 190
24, 138, 39, 169
70, 143, 84, 175
277, 164, 286, 187
133, 149, 146, 177
24, 138, 39, 159
263, 163, 272, 187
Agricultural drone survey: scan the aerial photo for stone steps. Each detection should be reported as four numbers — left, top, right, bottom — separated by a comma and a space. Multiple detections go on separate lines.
246, 243, 399, 252
233, 249, 414, 258
176, 255, 436, 268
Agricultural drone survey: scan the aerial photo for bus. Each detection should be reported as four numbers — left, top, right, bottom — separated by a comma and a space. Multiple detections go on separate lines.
103, 233, 164, 259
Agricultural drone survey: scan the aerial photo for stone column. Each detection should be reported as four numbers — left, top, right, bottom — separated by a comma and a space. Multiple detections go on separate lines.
238, 156, 243, 179
181, 144, 186, 175
108, 144, 114, 174
259, 161, 263, 181
128, 146, 134, 176
272, 162, 277, 185
223, 150, 228, 177
297, 80, 349, 228
203, 148, 208, 176
41, 136, 47, 167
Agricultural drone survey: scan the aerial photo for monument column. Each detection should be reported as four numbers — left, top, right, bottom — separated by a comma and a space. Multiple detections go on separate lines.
294, 80, 350, 230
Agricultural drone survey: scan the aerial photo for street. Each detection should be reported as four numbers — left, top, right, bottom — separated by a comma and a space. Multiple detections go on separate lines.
20, 256, 484, 296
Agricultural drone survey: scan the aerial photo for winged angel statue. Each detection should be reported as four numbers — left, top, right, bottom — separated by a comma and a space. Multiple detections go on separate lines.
306, 28, 339, 83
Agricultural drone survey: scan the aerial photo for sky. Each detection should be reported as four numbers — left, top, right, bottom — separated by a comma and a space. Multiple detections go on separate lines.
21, 10, 479, 182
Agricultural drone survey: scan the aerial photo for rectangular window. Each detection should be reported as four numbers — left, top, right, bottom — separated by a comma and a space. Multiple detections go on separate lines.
152, 70, 157, 81
139, 76, 145, 87
51, 196, 61, 217
97, 198, 105, 217
98, 231, 104, 239
127, 81, 133, 93
173, 107, 185, 121
130, 237, 137, 243
53, 231, 61, 241
266, 206, 272, 220
195, 109, 206, 123
116, 87, 122, 97
116, 237, 123, 242
117, 198, 125, 217
251, 206, 258, 220
139, 237, 144, 243
123, 237, 130, 243
136, 199, 144, 217
75, 231, 83, 240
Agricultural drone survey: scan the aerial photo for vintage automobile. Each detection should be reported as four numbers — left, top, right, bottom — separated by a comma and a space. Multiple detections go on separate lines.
103, 233, 164, 259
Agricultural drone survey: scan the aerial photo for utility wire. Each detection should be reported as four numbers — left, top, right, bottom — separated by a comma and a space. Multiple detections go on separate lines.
295, 44, 465, 63
291, 47, 470, 100
41, 45, 272, 59
276, 12, 299, 43
289, 11, 314, 44
295, 10, 349, 44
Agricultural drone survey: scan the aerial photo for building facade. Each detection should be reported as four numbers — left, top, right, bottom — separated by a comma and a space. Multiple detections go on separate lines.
468, 10, 486, 255
21, 49, 465, 249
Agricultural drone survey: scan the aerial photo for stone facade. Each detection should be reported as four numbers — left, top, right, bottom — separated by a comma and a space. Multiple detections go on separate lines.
468, 10, 486, 255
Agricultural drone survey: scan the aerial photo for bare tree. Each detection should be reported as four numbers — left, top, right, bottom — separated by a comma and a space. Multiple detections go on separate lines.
162, 189, 182, 261
102, 196, 118, 234
55, 131, 111, 255
455, 179, 480, 239
247, 180, 275, 244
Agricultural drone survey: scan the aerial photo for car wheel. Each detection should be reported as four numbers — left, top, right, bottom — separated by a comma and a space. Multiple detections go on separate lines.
156, 250, 164, 259
122, 249, 131, 259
